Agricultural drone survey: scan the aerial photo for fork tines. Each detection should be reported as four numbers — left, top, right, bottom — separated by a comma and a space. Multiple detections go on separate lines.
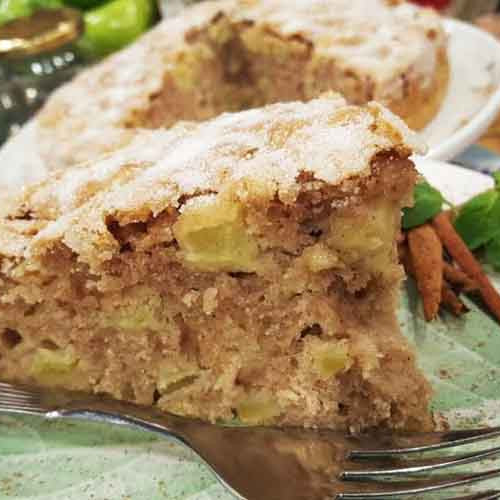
0, 381, 46, 415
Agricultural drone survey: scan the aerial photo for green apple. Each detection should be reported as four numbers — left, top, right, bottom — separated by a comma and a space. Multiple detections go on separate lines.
77, 0, 156, 58
0, 0, 32, 25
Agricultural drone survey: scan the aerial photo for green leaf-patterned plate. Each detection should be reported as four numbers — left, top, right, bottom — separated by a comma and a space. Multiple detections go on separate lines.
1, 159, 500, 500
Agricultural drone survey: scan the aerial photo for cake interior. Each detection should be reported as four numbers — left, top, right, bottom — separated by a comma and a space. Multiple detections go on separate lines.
0, 151, 431, 431
128, 13, 448, 132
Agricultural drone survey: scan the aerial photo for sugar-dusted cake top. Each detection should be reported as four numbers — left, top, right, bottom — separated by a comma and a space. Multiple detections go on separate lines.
2, 96, 423, 266
28, 0, 443, 171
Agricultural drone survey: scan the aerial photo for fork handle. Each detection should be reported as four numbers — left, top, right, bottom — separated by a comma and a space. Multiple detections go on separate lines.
44, 394, 207, 445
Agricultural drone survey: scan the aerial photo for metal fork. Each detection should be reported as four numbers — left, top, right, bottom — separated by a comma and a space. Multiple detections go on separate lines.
2, 382, 500, 500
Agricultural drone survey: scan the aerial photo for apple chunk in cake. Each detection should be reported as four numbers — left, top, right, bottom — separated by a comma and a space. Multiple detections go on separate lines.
0, 96, 432, 430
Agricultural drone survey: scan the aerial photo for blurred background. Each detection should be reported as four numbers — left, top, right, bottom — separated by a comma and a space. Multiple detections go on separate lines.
0, 0, 500, 146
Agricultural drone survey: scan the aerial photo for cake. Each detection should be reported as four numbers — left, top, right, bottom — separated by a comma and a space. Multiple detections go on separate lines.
28, 0, 447, 174
0, 96, 433, 430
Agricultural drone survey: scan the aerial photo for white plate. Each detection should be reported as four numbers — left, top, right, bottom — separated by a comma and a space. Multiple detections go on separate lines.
423, 19, 500, 160
1, 18, 500, 191
414, 156, 495, 199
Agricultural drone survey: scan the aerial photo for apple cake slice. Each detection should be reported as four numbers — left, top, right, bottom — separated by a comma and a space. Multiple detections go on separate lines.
27, 0, 448, 174
0, 95, 432, 431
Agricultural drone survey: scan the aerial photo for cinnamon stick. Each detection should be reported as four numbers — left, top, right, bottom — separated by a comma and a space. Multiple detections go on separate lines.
443, 262, 479, 293
407, 224, 443, 321
433, 212, 500, 323
441, 283, 468, 316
